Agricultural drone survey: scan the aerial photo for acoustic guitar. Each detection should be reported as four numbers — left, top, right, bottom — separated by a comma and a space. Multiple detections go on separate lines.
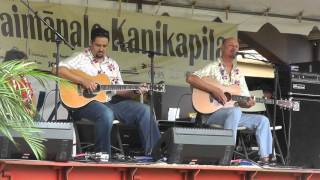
192, 77, 296, 114
59, 69, 165, 108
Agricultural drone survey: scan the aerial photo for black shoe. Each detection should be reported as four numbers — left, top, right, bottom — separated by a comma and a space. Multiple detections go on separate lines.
268, 159, 278, 167
258, 157, 270, 166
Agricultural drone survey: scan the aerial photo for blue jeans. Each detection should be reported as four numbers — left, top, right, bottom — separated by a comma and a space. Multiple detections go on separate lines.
206, 107, 272, 157
73, 99, 161, 155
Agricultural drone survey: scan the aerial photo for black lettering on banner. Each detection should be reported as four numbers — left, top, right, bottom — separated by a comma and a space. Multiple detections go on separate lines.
0, 4, 92, 48
70, 20, 81, 46
128, 27, 139, 53
0, 3, 231, 65
141, 29, 154, 53
0, 12, 14, 37
112, 18, 126, 52
176, 33, 188, 58
109, 18, 221, 65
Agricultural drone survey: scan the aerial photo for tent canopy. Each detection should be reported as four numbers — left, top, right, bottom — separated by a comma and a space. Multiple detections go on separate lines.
35, 0, 316, 36
141, 0, 320, 35
143, 0, 320, 21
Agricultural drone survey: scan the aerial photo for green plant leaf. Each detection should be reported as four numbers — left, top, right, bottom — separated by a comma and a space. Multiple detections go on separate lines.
0, 61, 63, 159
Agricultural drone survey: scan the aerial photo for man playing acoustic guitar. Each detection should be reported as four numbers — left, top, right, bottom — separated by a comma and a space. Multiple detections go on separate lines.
186, 37, 272, 164
53, 27, 160, 156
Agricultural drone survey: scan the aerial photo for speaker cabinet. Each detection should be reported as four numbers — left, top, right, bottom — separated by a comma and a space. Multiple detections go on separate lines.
285, 97, 320, 168
154, 85, 195, 120
152, 127, 234, 165
0, 122, 73, 161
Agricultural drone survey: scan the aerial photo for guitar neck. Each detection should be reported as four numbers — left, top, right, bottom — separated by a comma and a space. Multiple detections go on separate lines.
231, 95, 275, 105
100, 84, 143, 91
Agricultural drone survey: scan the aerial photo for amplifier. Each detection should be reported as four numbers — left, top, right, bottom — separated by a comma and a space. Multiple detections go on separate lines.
0, 122, 74, 161
279, 70, 320, 97
290, 61, 320, 73
152, 127, 234, 165
279, 98, 320, 168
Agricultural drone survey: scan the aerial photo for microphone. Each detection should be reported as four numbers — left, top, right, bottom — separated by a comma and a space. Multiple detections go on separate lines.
232, 51, 243, 58
234, 51, 250, 59
235, 52, 245, 56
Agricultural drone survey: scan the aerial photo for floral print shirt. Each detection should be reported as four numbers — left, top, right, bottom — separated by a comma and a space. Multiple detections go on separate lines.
193, 57, 250, 96
12, 76, 33, 105
59, 48, 123, 85
59, 49, 123, 100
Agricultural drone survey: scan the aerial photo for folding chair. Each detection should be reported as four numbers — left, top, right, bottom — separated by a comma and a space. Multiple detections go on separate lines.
68, 111, 124, 155
235, 90, 283, 162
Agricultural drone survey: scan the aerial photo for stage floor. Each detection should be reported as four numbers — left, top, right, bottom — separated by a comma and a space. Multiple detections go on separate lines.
1, 159, 320, 180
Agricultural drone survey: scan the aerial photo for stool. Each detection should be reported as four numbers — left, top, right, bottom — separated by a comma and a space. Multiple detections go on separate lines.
208, 123, 257, 160
70, 115, 124, 155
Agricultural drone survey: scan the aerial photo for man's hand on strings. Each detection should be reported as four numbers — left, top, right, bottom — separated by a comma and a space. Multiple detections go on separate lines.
136, 83, 149, 94
239, 96, 256, 108
210, 87, 227, 105
81, 78, 97, 92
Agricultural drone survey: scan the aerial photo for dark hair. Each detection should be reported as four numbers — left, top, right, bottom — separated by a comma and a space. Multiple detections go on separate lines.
3, 49, 27, 62
91, 27, 109, 41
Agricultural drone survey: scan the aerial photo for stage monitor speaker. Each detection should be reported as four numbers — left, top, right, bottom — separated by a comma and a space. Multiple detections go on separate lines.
0, 122, 74, 162
151, 127, 234, 165
154, 85, 195, 120
285, 97, 320, 168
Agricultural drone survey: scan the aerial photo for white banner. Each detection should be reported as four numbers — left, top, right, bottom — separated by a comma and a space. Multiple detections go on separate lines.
0, 0, 237, 86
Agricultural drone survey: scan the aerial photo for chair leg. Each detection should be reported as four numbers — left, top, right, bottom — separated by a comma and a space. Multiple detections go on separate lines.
273, 132, 286, 165
239, 134, 249, 159
73, 122, 83, 154
115, 125, 124, 155
111, 124, 125, 155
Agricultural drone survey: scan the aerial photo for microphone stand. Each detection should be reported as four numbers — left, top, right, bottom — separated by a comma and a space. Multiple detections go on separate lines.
117, 42, 161, 154
20, 0, 74, 121
272, 64, 285, 165
148, 51, 156, 154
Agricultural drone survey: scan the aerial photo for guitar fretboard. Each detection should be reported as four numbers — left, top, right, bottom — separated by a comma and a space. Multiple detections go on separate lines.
231, 95, 275, 105
100, 84, 143, 91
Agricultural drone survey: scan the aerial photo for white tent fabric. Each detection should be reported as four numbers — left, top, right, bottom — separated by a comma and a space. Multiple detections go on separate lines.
28, 0, 320, 35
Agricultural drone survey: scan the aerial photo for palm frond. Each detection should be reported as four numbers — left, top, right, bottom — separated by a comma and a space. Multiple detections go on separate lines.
0, 61, 62, 159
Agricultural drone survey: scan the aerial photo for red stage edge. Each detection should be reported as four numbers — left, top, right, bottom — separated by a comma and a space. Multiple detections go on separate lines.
1, 160, 320, 180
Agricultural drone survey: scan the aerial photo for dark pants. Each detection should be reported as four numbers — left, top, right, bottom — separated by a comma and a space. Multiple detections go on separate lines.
73, 99, 161, 155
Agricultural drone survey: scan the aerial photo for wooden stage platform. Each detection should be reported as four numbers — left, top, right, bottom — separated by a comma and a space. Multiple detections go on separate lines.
1, 160, 320, 180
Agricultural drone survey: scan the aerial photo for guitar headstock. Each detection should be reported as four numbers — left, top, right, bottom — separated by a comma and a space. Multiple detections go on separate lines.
276, 98, 300, 111
153, 83, 166, 93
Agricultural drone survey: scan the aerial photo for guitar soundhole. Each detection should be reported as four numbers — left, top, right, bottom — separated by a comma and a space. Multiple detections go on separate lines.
224, 92, 232, 102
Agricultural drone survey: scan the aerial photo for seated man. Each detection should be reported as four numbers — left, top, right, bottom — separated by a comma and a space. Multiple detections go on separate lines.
186, 37, 272, 164
53, 27, 160, 156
